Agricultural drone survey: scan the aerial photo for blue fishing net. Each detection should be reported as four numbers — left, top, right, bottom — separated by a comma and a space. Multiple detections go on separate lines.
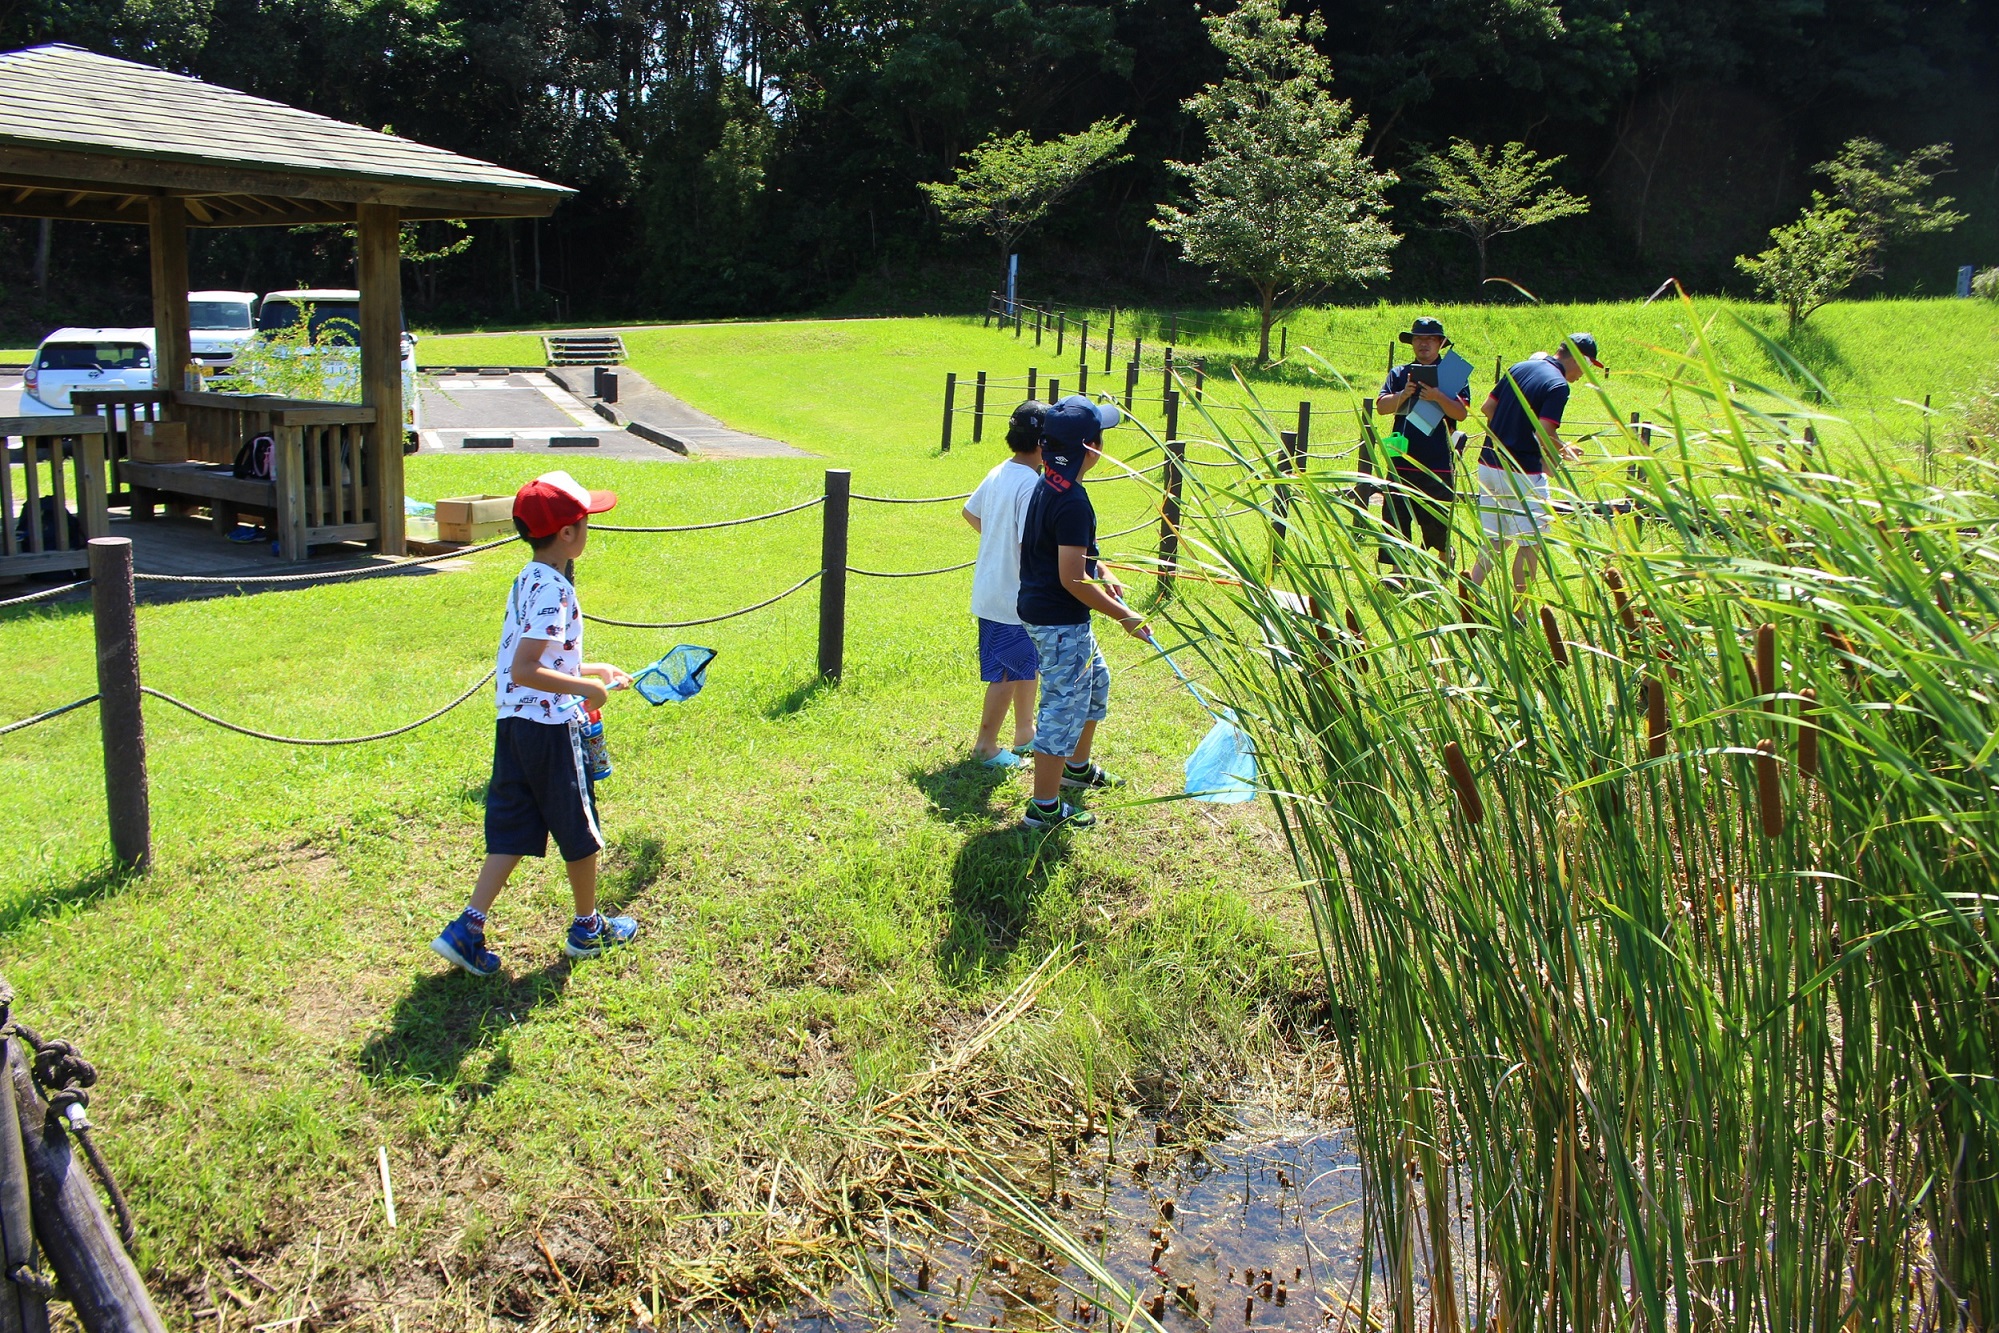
632, 645, 717, 705
1186, 707, 1257, 803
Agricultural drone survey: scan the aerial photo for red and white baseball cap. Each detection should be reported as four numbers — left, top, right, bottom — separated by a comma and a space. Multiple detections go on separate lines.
513, 470, 616, 538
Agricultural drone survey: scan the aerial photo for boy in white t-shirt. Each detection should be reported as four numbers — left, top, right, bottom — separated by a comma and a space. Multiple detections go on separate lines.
431, 471, 638, 978
960, 402, 1047, 768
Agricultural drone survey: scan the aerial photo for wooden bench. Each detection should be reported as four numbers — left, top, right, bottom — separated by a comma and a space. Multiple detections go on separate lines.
0, 415, 111, 579
79, 391, 381, 563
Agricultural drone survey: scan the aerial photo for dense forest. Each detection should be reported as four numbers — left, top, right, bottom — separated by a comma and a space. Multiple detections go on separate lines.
3, 0, 1995, 332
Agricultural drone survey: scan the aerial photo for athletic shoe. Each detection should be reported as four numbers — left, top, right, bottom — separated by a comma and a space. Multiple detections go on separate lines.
1060, 761, 1124, 790
431, 913, 501, 977
1023, 799, 1096, 831
564, 912, 640, 959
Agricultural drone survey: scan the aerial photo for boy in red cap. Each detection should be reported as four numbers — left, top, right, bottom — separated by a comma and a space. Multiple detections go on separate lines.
432, 470, 638, 976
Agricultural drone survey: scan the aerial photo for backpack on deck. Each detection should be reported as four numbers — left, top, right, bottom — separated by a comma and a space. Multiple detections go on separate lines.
232, 433, 275, 480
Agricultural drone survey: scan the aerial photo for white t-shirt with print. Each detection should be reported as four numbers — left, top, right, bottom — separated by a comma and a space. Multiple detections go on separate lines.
965, 458, 1042, 624
496, 560, 586, 724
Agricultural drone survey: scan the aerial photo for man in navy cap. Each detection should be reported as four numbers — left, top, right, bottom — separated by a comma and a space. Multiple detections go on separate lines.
1468, 333, 1602, 595
1015, 396, 1151, 830
1374, 316, 1470, 580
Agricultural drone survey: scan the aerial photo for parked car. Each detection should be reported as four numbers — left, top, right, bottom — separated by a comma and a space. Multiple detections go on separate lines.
188, 290, 260, 371
254, 289, 422, 437
19, 328, 156, 416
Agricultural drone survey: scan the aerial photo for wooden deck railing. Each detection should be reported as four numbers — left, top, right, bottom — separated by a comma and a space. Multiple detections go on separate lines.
70, 390, 384, 563
0, 415, 112, 577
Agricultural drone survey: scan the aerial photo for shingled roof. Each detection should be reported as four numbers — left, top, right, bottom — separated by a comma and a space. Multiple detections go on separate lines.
0, 44, 571, 224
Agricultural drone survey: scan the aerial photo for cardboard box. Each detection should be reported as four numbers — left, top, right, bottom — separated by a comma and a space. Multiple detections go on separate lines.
435, 493, 515, 543
128, 421, 187, 464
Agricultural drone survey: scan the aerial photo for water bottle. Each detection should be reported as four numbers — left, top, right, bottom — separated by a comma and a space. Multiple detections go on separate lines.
582, 708, 611, 781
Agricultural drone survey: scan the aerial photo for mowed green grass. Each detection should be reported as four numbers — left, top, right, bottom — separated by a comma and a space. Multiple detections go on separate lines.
0, 327, 1302, 1309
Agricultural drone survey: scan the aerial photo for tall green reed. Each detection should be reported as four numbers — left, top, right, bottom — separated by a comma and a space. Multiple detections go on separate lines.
1149, 306, 1998, 1331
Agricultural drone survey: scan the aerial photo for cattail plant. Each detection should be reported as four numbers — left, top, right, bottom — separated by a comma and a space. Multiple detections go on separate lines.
1140, 306, 1998, 1331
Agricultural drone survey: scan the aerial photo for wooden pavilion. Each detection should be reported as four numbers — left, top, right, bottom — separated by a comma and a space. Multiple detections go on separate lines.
0, 43, 571, 567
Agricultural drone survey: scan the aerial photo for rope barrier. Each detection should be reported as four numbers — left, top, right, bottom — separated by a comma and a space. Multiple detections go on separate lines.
140, 669, 495, 745
132, 533, 520, 585
848, 559, 977, 579
0, 579, 91, 610
593, 496, 824, 532
581, 571, 821, 629
1098, 517, 1158, 542
0, 694, 99, 738
851, 490, 974, 505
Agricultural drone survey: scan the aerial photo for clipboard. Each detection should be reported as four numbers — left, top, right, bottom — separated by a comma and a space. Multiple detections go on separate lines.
1405, 350, 1473, 435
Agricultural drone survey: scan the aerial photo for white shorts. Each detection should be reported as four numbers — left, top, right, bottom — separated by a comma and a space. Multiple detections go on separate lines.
1477, 462, 1550, 541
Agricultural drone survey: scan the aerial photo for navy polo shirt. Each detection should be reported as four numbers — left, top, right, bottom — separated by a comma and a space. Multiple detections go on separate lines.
1482, 354, 1570, 475
1382, 362, 1472, 475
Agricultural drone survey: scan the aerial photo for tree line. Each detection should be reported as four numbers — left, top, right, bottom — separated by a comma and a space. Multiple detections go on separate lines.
2, 0, 1994, 331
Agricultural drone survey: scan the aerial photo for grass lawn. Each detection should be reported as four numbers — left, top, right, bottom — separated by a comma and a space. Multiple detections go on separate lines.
2, 295, 1989, 1322
1, 326, 1306, 1322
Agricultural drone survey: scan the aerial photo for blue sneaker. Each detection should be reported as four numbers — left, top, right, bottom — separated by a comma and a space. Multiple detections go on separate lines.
564, 912, 638, 959
431, 912, 501, 977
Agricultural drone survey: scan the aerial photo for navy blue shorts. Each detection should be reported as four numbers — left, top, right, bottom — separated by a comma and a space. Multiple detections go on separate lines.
978, 618, 1040, 683
485, 717, 603, 862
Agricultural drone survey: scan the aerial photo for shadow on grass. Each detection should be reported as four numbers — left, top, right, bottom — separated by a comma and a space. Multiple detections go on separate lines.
910, 754, 1022, 821
940, 822, 1072, 985
765, 674, 834, 720
357, 958, 571, 1099
605, 833, 666, 903
1763, 322, 1852, 397
0, 860, 145, 937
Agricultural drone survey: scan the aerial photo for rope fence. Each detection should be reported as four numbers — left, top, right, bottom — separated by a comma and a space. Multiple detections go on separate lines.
851, 490, 973, 505
0, 580, 92, 610
582, 571, 822, 628
848, 559, 976, 579
1, 694, 99, 737
592, 495, 824, 532
139, 669, 496, 746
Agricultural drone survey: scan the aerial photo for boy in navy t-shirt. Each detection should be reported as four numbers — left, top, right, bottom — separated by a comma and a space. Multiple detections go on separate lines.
1468, 333, 1602, 595
1016, 397, 1149, 830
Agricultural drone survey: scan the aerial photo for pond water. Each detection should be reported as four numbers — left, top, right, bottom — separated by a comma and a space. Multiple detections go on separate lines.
781, 1113, 1444, 1333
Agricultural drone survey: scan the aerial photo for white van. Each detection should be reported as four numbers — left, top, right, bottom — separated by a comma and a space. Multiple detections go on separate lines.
19, 328, 156, 416
255, 289, 422, 436
188, 290, 260, 369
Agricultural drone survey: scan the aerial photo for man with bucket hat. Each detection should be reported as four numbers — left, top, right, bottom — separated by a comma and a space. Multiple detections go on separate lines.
1468, 333, 1602, 595
1373, 316, 1471, 578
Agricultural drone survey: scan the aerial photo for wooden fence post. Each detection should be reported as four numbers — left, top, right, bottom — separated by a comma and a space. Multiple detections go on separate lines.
818, 470, 850, 681
973, 372, 987, 443
1078, 320, 1088, 373
940, 373, 956, 452
1078, 363, 1088, 396
1015, 307, 1023, 339
1280, 326, 1287, 360
1048, 378, 1060, 404
0, 1027, 48, 1333
1123, 362, 1138, 413
1027, 367, 1038, 401
88, 538, 149, 871
1296, 400, 1311, 466
1192, 358, 1205, 400
1164, 389, 1180, 445
1157, 439, 1184, 603
1104, 309, 1115, 373
1162, 348, 1174, 403
1056, 312, 1065, 358
1034, 308, 1043, 347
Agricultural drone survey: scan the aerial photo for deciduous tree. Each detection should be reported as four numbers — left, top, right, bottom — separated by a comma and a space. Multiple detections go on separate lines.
1734, 197, 1869, 330
1417, 138, 1588, 290
1152, 0, 1398, 364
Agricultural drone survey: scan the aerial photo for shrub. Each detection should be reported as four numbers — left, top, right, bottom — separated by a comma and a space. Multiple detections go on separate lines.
1973, 265, 1999, 301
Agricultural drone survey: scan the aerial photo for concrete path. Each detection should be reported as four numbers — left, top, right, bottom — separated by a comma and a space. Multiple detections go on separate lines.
546, 367, 810, 459
416, 371, 683, 461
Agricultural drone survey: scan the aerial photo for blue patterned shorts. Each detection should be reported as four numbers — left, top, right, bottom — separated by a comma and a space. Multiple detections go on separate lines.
977, 618, 1040, 683
1023, 621, 1110, 757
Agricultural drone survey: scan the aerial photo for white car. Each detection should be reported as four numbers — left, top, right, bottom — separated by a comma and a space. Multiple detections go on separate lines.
188, 290, 260, 370
19, 328, 156, 416
254, 289, 422, 436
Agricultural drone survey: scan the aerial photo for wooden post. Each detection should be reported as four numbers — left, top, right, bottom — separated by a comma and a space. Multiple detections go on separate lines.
940, 372, 956, 453
89, 538, 149, 871
1296, 400, 1311, 466
275, 426, 308, 560
1104, 309, 1115, 373
973, 372, 987, 443
818, 470, 850, 681
5, 1036, 165, 1333
357, 203, 406, 555
1056, 312, 1065, 357
1387, 340, 1396, 375
1078, 362, 1088, 396
1035, 307, 1043, 346
1162, 348, 1174, 402
1192, 358, 1205, 400
1164, 390, 1179, 445
1157, 439, 1184, 603
1280, 326, 1287, 359
1079, 320, 1088, 372
146, 199, 190, 394
1015, 305, 1023, 338
1123, 361, 1138, 412
1027, 367, 1037, 401
1047, 378, 1059, 404
1134, 336, 1143, 370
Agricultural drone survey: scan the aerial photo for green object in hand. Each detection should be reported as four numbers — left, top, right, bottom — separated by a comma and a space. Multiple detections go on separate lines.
1383, 431, 1410, 459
